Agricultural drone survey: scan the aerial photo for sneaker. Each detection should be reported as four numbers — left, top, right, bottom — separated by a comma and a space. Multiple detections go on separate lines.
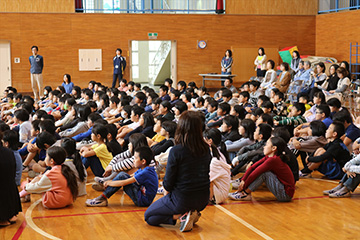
22, 165, 29, 173
85, 197, 108, 207
94, 177, 105, 185
193, 211, 201, 225
299, 170, 311, 178
179, 211, 197, 232
228, 191, 252, 201
323, 184, 343, 195
92, 183, 105, 192
329, 187, 351, 198
157, 186, 164, 195
20, 195, 31, 203
231, 178, 241, 189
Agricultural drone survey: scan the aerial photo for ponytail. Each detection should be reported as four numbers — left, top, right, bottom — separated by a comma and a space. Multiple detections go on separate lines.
203, 128, 231, 164
61, 137, 86, 182
61, 164, 78, 200
219, 141, 231, 165
270, 137, 289, 163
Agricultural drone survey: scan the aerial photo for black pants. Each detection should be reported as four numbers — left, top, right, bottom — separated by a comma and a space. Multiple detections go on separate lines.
257, 69, 266, 77
112, 72, 123, 88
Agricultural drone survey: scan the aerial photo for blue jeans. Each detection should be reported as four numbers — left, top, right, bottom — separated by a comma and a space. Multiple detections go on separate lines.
82, 155, 104, 177
145, 191, 209, 226
248, 172, 292, 202
341, 173, 360, 192
103, 171, 140, 206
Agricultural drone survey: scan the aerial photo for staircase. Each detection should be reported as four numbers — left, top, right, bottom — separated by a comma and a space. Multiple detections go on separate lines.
150, 41, 171, 86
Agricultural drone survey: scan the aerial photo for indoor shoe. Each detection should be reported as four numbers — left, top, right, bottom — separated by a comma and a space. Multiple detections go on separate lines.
329, 187, 351, 198
323, 184, 343, 195
228, 191, 252, 201
179, 210, 197, 232
85, 197, 108, 207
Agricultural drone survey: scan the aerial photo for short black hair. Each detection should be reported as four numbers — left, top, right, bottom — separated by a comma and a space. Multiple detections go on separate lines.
275, 91, 284, 100
160, 84, 169, 93
233, 105, 247, 120
258, 95, 270, 103
310, 120, 327, 137
110, 96, 120, 105
83, 88, 93, 99
164, 78, 173, 85
225, 78, 233, 84
293, 103, 306, 115
249, 81, 260, 88
331, 121, 345, 139
106, 124, 119, 140
174, 101, 188, 113
272, 127, 291, 143
39, 119, 56, 135
327, 98, 342, 109
36, 131, 56, 149
171, 89, 181, 98
161, 121, 177, 138
223, 115, 239, 130
160, 100, 172, 112
258, 123, 273, 141
260, 113, 274, 126
88, 112, 102, 123
316, 104, 331, 118
261, 101, 274, 110
31, 119, 41, 132
252, 108, 264, 117
218, 102, 231, 115
31, 45, 38, 51
134, 146, 154, 166
333, 108, 352, 123
131, 105, 145, 117
116, 48, 122, 54
239, 91, 250, 100
221, 89, 232, 99
135, 92, 146, 102
14, 109, 29, 122
177, 81, 186, 89
299, 95, 309, 102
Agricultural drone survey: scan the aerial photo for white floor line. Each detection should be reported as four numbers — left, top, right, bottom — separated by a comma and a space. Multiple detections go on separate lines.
215, 205, 274, 240
310, 178, 339, 184
25, 199, 62, 240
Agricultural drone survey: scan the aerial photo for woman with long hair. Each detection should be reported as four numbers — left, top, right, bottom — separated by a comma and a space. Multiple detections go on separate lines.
145, 111, 211, 232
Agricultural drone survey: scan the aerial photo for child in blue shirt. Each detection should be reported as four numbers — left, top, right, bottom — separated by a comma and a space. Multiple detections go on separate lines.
86, 146, 158, 207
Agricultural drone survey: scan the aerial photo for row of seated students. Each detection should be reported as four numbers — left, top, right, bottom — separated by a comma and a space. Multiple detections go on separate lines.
1, 73, 360, 230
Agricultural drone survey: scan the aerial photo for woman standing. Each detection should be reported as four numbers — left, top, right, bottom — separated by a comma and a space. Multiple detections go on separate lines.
254, 47, 267, 78
0, 144, 22, 226
291, 51, 301, 74
221, 49, 233, 75
145, 111, 211, 232
221, 49, 233, 86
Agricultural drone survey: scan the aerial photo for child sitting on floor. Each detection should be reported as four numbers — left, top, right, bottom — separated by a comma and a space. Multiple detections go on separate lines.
86, 146, 158, 207
300, 121, 351, 179
19, 146, 78, 208
228, 137, 295, 202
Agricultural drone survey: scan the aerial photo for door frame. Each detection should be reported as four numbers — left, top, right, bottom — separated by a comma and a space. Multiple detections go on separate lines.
0, 40, 12, 95
128, 39, 177, 86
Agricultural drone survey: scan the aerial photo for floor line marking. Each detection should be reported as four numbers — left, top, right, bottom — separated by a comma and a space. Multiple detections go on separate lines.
215, 205, 274, 240
11, 220, 27, 240
30, 195, 329, 220
25, 199, 61, 240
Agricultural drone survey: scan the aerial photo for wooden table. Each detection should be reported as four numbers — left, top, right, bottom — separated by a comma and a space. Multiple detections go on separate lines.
199, 74, 237, 86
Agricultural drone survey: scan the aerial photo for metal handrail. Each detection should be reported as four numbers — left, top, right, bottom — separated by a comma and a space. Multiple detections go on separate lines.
318, 0, 360, 14
149, 42, 171, 82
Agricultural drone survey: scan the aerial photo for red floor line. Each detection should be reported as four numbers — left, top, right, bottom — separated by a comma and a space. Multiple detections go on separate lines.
11, 220, 27, 240
31, 195, 328, 220
32, 209, 146, 219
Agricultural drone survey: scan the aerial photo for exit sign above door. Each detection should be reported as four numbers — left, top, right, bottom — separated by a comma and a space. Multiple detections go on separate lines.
148, 33, 158, 39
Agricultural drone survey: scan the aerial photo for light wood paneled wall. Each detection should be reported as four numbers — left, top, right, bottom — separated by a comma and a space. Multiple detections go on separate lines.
316, 10, 360, 64
226, 0, 318, 15
0, 0, 74, 13
0, 13, 315, 92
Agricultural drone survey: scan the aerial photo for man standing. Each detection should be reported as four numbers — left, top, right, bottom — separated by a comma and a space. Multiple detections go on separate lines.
29, 46, 44, 101
112, 48, 126, 88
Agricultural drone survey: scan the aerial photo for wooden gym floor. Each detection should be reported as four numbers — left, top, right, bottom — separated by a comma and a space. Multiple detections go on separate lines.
2, 160, 360, 240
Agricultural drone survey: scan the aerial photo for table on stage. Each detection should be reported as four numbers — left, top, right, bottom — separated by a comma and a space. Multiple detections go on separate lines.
199, 74, 237, 86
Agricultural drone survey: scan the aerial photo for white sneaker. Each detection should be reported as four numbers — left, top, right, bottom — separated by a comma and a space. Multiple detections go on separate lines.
228, 191, 252, 201
157, 186, 164, 195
